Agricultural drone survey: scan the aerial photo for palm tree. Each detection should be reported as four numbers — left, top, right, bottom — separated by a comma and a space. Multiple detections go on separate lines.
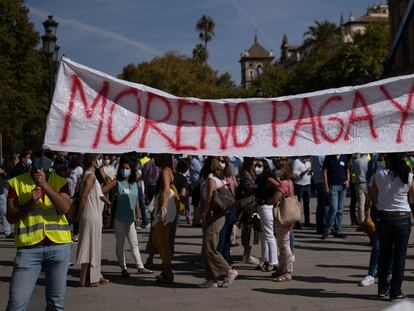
303, 20, 339, 50
192, 43, 207, 63
196, 15, 215, 64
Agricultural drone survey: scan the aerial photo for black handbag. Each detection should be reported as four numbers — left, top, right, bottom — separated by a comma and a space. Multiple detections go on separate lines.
212, 185, 235, 212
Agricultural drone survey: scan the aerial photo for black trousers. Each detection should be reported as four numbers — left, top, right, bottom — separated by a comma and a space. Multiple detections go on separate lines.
377, 212, 411, 297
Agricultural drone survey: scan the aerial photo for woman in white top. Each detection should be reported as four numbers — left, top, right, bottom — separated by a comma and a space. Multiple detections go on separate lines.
199, 156, 238, 288
366, 153, 414, 301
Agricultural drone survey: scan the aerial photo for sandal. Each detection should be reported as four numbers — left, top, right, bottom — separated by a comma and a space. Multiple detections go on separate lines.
137, 267, 153, 274
273, 273, 292, 282
99, 277, 110, 285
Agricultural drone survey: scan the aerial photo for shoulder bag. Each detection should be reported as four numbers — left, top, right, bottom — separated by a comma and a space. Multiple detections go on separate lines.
273, 180, 301, 226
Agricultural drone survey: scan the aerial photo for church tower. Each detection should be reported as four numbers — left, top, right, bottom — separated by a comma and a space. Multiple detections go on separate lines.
239, 34, 274, 89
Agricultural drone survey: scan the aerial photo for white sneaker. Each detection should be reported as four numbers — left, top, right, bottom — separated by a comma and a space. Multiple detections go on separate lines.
198, 280, 218, 288
245, 256, 260, 265
359, 275, 375, 287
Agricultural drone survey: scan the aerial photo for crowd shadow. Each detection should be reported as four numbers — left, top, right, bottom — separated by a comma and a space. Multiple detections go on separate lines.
295, 245, 370, 253
316, 264, 370, 270
252, 287, 379, 301
0, 260, 14, 266
292, 275, 357, 285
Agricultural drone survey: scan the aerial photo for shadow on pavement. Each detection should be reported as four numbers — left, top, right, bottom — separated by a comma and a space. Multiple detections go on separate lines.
295, 245, 370, 253
292, 275, 358, 284
252, 287, 379, 301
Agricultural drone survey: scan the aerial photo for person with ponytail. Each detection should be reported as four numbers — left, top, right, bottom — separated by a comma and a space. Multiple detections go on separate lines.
366, 152, 414, 301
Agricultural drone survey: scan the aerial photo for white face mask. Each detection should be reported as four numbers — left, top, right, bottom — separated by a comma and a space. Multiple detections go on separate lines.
255, 167, 264, 175
219, 162, 226, 170
96, 159, 102, 168
26, 158, 33, 166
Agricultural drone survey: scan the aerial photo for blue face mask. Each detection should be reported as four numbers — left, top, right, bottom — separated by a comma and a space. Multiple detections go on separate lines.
121, 169, 131, 179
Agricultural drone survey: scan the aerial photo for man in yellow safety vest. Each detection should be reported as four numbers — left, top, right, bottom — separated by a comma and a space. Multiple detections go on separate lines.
6, 159, 72, 311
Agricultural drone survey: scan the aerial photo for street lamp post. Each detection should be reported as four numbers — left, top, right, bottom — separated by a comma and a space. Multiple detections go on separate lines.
40, 16, 59, 168
41, 15, 59, 106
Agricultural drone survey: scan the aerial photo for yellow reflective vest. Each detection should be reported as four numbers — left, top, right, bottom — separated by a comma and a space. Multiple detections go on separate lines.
8, 172, 71, 247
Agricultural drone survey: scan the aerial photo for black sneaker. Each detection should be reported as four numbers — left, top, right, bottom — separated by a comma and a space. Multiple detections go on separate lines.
378, 289, 390, 298
321, 234, 328, 240
333, 233, 347, 239
390, 293, 407, 302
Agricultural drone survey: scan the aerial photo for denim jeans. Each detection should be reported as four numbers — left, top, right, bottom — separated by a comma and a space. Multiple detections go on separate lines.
367, 230, 393, 277
294, 184, 311, 225
218, 207, 238, 263
0, 193, 12, 236
137, 185, 148, 226
349, 183, 358, 224
323, 185, 346, 235
377, 213, 411, 297
314, 183, 325, 234
7, 243, 71, 311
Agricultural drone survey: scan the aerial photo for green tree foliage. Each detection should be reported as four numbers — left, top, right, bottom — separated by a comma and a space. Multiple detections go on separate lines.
192, 43, 207, 63
256, 22, 390, 97
303, 20, 340, 51
0, 0, 48, 155
118, 51, 241, 99
195, 15, 215, 64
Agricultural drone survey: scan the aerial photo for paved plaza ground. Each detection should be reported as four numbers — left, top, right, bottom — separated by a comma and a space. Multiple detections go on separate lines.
1, 199, 414, 311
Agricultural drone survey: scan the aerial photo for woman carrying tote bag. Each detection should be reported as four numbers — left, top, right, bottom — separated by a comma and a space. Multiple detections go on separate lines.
271, 158, 296, 282
199, 157, 238, 288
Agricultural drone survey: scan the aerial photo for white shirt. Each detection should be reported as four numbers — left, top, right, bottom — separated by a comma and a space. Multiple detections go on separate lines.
375, 169, 412, 212
67, 166, 83, 197
202, 173, 224, 200
103, 165, 117, 180
293, 158, 311, 186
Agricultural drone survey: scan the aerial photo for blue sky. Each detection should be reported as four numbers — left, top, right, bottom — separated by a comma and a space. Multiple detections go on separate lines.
26, 0, 378, 85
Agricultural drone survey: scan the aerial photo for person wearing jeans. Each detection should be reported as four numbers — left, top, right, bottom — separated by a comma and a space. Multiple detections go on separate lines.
311, 156, 325, 234
322, 154, 349, 239
0, 190, 12, 237
6, 166, 72, 310
292, 157, 312, 227
365, 153, 414, 301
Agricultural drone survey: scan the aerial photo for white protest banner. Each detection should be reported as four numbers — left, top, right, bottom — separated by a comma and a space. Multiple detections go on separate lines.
44, 57, 414, 156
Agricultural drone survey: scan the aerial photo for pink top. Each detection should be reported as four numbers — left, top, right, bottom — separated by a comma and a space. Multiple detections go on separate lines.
278, 180, 294, 197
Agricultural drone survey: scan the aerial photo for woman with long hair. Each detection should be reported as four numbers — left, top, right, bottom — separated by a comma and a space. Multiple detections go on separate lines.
76, 154, 109, 287
366, 153, 414, 301
199, 156, 238, 288
254, 158, 279, 272
102, 155, 153, 277
237, 157, 260, 265
217, 157, 238, 264
271, 158, 295, 282
152, 154, 176, 284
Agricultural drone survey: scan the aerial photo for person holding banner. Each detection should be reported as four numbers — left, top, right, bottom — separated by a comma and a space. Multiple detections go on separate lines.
254, 158, 279, 272
6, 159, 72, 310
101, 155, 153, 278
151, 154, 176, 284
199, 156, 238, 288
76, 154, 109, 287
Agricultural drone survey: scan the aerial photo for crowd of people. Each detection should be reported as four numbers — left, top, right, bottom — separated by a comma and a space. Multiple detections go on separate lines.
0, 150, 413, 309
